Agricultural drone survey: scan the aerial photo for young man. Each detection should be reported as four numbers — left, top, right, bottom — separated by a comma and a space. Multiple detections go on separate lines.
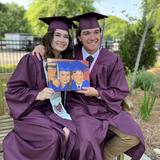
71, 61, 90, 90
69, 12, 145, 160
33, 12, 145, 160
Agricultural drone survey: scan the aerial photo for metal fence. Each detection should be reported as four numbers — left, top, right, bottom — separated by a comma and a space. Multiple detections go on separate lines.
0, 40, 40, 73
0, 40, 40, 115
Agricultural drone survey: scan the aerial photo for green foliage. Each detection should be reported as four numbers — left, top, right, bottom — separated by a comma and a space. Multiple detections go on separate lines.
0, 2, 31, 37
125, 68, 133, 89
139, 84, 157, 121
135, 70, 156, 90
25, 0, 95, 36
153, 80, 160, 97
119, 21, 157, 71
104, 16, 128, 41
142, 0, 160, 42
154, 61, 160, 68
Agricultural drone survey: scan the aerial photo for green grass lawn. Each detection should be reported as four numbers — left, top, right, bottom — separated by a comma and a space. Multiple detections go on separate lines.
0, 64, 16, 73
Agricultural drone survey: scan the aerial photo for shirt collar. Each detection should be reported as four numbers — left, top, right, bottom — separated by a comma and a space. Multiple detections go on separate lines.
82, 47, 99, 60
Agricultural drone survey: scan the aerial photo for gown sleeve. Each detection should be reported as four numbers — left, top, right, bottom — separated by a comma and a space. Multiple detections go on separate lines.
97, 56, 129, 113
5, 54, 40, 119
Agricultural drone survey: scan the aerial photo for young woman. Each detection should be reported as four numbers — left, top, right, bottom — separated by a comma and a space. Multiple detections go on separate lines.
3, 16, 77, 160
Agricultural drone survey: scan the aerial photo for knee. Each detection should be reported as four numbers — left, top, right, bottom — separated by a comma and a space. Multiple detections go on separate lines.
122, 135, 140, 147
36, 129, 62, 148
47, 129, 62, 145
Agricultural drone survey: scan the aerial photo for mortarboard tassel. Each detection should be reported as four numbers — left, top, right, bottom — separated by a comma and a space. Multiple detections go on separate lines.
100, 18, 106, 49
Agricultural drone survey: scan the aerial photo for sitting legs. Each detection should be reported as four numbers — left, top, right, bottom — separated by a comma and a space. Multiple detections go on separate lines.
103, 126, 140, 160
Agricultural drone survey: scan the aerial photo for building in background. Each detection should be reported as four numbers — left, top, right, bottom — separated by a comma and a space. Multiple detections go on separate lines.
4, 33, 34, 51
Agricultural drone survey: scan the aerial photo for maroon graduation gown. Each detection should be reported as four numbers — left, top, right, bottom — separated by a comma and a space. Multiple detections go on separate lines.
3, 54, 76, 160
66, 47, 145, 160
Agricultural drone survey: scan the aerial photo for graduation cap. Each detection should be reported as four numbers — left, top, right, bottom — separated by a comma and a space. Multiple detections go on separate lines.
72, 61, 88, 72
57, 61, 72, 72
70, 12, 108, 30
39, 16, 75, 31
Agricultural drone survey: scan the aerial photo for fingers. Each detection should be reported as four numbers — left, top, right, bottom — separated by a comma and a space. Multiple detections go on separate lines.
31, 45, 45, 60
37, 52, 42, 61
76, 90, 88, 96
63, 127, 70, 142
81, 87, 90, 90
76, 87, 99, 97
36, 88, 55, 101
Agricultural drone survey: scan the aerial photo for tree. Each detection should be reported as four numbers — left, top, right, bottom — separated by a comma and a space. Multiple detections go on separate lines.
145, 0, 160, 42
0, 2, 31, 38
25, 0, 96, 36
119, 0, 158, 92
119, 21, 156, 73
130, 0, 159, 90
104, 16, 128, 41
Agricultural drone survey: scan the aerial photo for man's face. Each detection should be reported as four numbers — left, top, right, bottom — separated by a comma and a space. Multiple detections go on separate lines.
79, 27, 101, 55
59, 71, 71, 87
72, 71, 84, 85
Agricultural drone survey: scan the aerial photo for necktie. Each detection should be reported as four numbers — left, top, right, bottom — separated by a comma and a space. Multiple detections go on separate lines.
86, 56, 94, 68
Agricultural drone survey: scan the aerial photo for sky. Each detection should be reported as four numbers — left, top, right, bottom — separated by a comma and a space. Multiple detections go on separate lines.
0, 0, 142, 21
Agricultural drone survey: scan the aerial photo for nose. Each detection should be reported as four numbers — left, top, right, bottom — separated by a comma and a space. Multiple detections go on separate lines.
58, 36, 65, 42
89, 33, 95, 40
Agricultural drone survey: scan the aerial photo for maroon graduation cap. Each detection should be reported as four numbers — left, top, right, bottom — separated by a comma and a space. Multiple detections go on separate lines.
70, 12, 108, 30
39, 16, 75, 31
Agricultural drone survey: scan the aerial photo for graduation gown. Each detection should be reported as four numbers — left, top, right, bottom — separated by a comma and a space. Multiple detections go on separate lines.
66, 47, 145, 160
3, 54, 76, 160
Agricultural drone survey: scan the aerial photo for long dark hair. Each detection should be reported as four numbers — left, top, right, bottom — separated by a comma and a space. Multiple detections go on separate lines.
42, 29, 73, 59
76, 28, 83, 48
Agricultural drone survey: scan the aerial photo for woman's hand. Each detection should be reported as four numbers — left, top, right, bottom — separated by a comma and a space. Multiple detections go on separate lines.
36, 88, 54, 101
63, 127, 70, 142
32, 45, 46, 60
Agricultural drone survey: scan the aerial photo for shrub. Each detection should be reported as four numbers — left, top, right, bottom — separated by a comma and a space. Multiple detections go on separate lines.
119, 21, 157, 71
139, 84, 157, 121
126, 68, 132, 89
135, 70, 156, 90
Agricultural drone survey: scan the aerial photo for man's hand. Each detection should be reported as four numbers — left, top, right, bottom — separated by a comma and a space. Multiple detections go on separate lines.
77, 87, 99, 97
32, 45, 46, 60
36, 88, 55, 101
63, 127, 70, 142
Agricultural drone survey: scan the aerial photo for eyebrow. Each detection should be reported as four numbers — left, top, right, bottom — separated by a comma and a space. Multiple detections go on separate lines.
81, 29, 100, 33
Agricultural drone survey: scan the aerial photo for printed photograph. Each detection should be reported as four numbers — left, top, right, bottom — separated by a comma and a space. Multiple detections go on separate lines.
47, 58, 90, 91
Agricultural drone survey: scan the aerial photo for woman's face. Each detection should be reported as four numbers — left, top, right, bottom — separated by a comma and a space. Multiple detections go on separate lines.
51, 29, 69, 54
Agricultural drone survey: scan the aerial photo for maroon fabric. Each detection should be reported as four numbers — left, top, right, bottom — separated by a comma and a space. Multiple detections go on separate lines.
70, 12, 108, 30
39, 16, 74, 31
3, 54, 76, 160
66, 47, 145, 160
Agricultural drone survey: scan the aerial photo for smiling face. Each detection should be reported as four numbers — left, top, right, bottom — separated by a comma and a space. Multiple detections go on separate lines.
51, 29, 69, 55
72, 71, 84, 85
59, 71, 71, 87
78, 27, 101, 55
